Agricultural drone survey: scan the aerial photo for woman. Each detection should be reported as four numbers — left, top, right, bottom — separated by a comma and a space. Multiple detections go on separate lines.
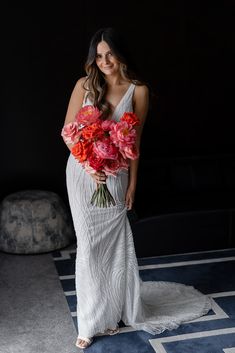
62, 27, 211, 349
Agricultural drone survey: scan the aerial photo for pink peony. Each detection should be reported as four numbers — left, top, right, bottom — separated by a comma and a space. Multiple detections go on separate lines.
101, 120, 115, 131
122, 145, 139, 160
75, 105, 101, 126
93, 138, 118, 160
110, 121, 137, 149
61, 121, 80, 144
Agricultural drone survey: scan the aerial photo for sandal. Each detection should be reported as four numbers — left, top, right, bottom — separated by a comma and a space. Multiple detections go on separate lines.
105, 325, 119, 335
75, 336, 94, 349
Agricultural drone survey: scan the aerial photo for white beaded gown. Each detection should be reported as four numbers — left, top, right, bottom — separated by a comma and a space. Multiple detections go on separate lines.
66, 83, 212, 339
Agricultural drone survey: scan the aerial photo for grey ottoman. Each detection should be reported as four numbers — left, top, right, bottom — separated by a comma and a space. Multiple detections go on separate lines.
0, 190, 76, 254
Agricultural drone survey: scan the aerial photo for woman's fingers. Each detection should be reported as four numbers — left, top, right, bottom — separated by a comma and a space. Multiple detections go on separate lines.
125, 187, 135, 210
126, 197, 133, 210
91, 172, 107, 184
126, 202, 132, 210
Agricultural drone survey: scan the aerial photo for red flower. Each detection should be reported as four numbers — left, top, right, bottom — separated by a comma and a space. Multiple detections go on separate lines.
82, 123, 104, 140
120, 112, 140, 126
88, 152, 105, 171
103, 159, 120, 176
71, 141, 92, 162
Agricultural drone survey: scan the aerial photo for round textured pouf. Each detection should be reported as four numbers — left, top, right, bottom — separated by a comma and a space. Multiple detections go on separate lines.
0, 190, 76, 254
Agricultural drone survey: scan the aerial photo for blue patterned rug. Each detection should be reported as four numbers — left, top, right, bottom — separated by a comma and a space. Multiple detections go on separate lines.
52, 247, 235, 353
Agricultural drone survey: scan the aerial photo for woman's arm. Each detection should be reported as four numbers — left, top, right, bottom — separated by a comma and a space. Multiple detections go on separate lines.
125, 84, 149, 210
61, 77, 107, 185
62, 77, 86, 151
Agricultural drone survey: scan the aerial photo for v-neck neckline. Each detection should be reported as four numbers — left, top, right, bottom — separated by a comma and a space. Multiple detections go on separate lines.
109, 83, 133, 120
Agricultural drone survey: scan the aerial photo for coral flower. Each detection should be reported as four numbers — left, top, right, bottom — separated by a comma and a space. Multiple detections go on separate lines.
61, 121, 80, 144
110, 121, 137, 149
120, 112, 140, 126
82, 123, 104, 140
75, 105, 101, 126
71, 140, 92, 162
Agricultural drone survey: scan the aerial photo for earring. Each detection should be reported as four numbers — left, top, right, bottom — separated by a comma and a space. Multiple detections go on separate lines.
121, 63, 127, 72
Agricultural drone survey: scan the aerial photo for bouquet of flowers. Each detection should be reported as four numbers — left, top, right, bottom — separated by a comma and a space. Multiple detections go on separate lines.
61, 105, 140, 207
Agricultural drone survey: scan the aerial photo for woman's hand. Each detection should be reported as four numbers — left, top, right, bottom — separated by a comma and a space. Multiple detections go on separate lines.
90, 171, 107, 184
125, 185, 136, 210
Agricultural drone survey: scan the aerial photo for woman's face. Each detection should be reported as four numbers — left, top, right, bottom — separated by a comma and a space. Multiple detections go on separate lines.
95, 41, 120, 76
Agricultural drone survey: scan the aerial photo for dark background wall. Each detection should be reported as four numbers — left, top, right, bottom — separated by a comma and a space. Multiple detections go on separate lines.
2, 2, 235, 252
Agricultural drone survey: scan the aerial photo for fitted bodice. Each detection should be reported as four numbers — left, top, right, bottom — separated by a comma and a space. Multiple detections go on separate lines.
82, 83, 136, 121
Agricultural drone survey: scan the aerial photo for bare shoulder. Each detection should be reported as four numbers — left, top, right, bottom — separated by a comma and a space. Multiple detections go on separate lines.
73, 76, 88, 93
63, 76, 88, 126
132, 84, 149, 123
70, 76, 88, 103
133, 84, 149, 107
133, 84, 149, 101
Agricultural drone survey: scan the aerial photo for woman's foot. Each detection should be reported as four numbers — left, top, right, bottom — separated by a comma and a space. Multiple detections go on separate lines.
105, 325, 119, 335
75, 336, 93, 349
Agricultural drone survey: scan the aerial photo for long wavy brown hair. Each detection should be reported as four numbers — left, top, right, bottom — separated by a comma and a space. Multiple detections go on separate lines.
83, 27, 147, 119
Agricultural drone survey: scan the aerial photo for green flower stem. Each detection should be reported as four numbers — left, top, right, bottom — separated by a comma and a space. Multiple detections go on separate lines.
91, 183, 116, 207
